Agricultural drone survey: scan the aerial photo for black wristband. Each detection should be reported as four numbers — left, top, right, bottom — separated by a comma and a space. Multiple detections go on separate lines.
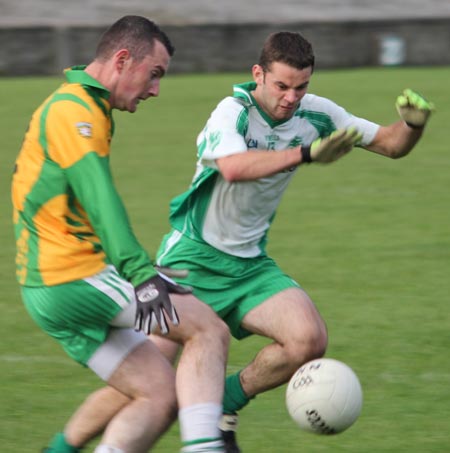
301, 146, 312, 163
405, 121, 424, 130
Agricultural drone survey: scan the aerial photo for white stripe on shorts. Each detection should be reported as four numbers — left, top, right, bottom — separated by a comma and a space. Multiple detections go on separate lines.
83, 265, 133, 309
156, 229, 182, 265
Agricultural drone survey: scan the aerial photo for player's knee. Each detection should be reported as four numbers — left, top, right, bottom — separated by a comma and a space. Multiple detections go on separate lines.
287, 321, 328, 365
138, 390, 178, 423
141, 376, 177, 414
201, 316, 230, 354
186, 301, 231, 351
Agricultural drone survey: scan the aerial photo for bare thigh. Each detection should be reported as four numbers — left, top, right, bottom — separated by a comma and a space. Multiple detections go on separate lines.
160, 293, 229, 343
241, 287, 327, 345
108, 339, 176, 398
111, 293, 228, 343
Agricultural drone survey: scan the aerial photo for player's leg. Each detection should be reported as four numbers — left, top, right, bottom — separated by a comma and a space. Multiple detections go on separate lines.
150, 334, 180, 363
63, 338, 178, 448
168, 294, 229, 404
159, 239, 327, 410
90, 331, 177, 452
63, 386, 129, 448
23, 269, 177, 453
169, 295, 230, 453
235, 287, 327, 399
220, 287, 327, 453
62, 321, 178, 448
60, 297, 228, 452
117, 292, 231, 452
44, 295, 228, 451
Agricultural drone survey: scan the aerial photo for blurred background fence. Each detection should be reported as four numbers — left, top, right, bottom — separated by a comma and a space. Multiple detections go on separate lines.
1, 0, 449, 75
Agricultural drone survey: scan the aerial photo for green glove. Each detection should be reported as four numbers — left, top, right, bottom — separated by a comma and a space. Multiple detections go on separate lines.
301, 128, 363, 164
396, 89, 434, 129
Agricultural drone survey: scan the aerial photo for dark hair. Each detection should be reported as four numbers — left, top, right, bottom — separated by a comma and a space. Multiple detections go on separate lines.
95, 15, 175, 62
259, 31, 315, 72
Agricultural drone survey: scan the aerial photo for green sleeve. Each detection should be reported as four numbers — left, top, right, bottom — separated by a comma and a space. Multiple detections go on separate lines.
66, 152, 157, 286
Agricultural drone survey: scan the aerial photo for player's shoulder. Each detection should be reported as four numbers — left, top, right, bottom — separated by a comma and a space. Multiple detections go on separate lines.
218, 95, 249, 109
46, 83, 96, 115
299, 93, 341, 112
211, 96, 249, 119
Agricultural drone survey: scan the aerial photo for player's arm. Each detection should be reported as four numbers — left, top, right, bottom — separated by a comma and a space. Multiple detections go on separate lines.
48, 101, 186, 334
216, 128, 362, 181
364, 89, 434, 159
67, 152, 190, 334
216, 147, 301, 181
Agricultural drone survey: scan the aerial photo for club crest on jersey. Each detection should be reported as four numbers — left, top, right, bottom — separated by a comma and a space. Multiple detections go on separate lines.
289, 136, 302, 147
76, 122, 92, 138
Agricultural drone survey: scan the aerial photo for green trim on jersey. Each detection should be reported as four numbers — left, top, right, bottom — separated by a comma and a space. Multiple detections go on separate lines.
65, 65, 110, 97
236, 107, 249, 136
295, 109, 336, 137
66, 66, 115, 136
233, 81, 291, 128
169, 167, 219, 242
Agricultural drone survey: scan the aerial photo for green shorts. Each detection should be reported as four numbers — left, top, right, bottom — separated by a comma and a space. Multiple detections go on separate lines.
157, 230, 300, 339
22, 266, 135, 367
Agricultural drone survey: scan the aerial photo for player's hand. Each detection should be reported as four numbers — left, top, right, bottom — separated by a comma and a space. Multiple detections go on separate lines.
134, 274, 191, 335
396, 89, 434, 129
302, 128, 362, 164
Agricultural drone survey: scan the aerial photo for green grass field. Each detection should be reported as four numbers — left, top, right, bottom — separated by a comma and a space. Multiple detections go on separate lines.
1, 66, 449, 452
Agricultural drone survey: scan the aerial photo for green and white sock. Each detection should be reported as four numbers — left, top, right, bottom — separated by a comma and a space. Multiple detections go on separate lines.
180, 439, 224, 452
94, 446, 124, 453
179, 403, 224, 453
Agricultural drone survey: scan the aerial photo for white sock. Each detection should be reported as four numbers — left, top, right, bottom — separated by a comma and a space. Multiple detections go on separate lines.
94, 445, 125, 453
179, 403, 224, 452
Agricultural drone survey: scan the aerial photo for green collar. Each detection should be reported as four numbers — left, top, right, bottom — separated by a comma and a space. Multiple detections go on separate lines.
64, 65, 110, 99
232, 81, 292, 128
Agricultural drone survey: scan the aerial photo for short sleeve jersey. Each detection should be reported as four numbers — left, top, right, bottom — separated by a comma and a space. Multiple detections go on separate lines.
167, 81, 380, 259
12, 66, 156, 287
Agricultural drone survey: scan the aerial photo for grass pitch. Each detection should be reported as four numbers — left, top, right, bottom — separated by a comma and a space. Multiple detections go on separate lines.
1, 66, 449, 452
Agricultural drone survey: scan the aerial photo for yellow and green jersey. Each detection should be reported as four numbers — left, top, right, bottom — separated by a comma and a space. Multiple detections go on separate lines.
12, 66, 157, 287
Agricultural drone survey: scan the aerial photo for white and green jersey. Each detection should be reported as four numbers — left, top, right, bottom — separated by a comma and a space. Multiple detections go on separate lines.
167, 82, 379, 258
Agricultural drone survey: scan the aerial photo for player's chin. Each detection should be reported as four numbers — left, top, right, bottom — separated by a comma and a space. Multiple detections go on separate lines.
126, 105, 138, 113
126, 99, 141, 113
276, 111, 294, 121
277, 106, 296, 119
117, 104, 137, 113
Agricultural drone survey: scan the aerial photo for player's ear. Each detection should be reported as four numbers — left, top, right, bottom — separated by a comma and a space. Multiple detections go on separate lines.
252, 64, 264, 85
115, 49, 131, 72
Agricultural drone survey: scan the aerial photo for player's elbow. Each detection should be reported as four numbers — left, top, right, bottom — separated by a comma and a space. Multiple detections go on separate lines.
217, 156, 246, 182
389, 148, 413, 159
221, 168, 241, 182
217, 161, 242, 181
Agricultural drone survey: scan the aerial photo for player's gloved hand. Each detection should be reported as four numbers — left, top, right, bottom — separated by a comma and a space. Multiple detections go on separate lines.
301, 128, 363, 164
134, 273, 192, 335
396, 89, 434, 129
